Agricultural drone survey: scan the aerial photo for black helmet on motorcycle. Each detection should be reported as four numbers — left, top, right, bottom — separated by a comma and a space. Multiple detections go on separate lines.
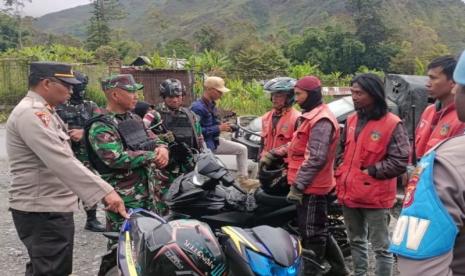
118, 208, 228, 276
263, 77, 296, 106
160, 78, 185, 98
258, 157, 289, 195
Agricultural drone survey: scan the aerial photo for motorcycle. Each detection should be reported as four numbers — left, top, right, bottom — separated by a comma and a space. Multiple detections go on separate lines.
164, 151, 350, 273
102, 208, 304, 276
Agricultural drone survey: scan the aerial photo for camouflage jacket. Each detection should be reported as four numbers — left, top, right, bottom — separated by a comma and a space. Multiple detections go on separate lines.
87, 111, 168, 231
56, 100, 102, 167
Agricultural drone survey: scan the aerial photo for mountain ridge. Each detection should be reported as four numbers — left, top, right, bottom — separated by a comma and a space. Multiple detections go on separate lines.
33, 0, 465, 52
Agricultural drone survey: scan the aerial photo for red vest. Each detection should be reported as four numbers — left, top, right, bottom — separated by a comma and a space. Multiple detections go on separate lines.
415, 103, 465, 159
261, 107, 300, 156
336, 112, 400, 208
287, 104, 340, 195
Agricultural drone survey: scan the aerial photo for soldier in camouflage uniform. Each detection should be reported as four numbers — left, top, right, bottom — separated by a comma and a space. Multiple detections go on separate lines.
56, 71, 106, 232
140, 78, 204, 184
84, 74, 169, 237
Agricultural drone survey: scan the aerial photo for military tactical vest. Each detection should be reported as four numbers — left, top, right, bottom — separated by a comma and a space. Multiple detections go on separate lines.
84, 113, 156, 174
158, 107, 198, 149
57, 101, 95, 153
56, 101, 94, 129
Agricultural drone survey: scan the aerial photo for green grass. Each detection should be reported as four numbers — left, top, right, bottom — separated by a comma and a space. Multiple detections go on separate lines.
0, 110, 9, 123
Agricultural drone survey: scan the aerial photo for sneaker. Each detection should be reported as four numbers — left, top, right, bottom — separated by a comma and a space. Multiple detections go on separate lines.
237, 176, 261, 192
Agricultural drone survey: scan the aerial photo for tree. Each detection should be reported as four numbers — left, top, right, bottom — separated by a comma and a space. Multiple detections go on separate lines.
230, 44, 289, 81
193, 26, 223, 52
0, 13, 20, 51
2, 0, 29, 6
85, 0, 126, 51
110, 40, 142, 62
186, 50, 231, 77
389, 20, 450, 74
346, 0, 398, 70
94, 45, 119, 63
163, 38, 194, 58
1, 0, 31, 49
284, 26, 365, 74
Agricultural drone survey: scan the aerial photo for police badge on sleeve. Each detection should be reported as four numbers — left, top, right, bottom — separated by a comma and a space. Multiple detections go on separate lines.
35, 111, 51, 127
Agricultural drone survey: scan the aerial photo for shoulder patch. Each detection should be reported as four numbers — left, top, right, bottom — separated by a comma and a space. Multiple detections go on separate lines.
370, 130, 381, 141
35, 111, 51, 127
403, 161, 428, 208
439, 124, 450, 136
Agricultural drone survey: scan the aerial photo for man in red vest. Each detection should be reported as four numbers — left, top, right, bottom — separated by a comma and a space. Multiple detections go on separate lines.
260, 77, 300, 162
414, 56, 465, 160
336, 73, 410, 276
272, 76, 347, 275
392, 50, 465, 276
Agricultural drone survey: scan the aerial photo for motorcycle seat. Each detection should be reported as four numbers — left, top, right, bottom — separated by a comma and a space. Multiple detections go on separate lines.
255, 189, 290, 208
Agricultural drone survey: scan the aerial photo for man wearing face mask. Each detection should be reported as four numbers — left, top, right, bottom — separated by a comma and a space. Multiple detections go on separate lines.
336, 73, 410, 276
271, 76, 347, 275
258, 77, 300, 168
56, 71, 105, 232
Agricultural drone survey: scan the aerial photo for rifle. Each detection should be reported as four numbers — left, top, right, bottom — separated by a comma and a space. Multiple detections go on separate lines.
150, 120, 195, 167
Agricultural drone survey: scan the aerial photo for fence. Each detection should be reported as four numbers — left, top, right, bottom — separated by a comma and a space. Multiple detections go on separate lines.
0, 58, 29, 109
120, 67, 196, 106
0, 59, 111, 110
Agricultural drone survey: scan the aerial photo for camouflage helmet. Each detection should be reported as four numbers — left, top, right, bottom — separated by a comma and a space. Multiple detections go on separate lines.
263, 77, 296, 106
160, 78, 185, 98
101, 74, 144, 92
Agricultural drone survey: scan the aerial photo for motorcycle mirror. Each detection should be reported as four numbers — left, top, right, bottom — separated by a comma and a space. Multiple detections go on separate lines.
192, 172, 209, 186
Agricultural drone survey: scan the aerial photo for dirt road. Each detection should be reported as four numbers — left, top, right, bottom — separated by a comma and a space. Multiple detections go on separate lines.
0, 124, 400, 275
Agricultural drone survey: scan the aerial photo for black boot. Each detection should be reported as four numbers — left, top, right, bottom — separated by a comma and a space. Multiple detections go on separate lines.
85, 209, 105, 232
98, 247, 117, 276
303, 242, 327, 276
325, 235, 350, 276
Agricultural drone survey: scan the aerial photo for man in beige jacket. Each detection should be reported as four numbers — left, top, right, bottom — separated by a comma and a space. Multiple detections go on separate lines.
6, 62, 127, 276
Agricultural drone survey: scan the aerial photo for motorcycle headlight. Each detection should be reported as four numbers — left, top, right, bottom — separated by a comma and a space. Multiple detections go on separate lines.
246, 249, 301, 276
248, 134, 261, 143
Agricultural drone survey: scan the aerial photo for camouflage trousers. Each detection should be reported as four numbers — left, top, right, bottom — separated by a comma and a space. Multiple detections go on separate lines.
105, 170, 170, 248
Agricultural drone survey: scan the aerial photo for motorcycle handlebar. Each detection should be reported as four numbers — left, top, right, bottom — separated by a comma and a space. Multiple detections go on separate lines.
234, 124, 260, 137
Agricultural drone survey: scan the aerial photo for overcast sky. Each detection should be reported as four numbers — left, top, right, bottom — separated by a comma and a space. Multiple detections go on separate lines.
15, 0, 92, 17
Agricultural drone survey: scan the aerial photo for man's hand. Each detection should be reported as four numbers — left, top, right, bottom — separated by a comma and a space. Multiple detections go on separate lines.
259, 151, 278, 169
287, 185, 304, 205
154, 147, 169, 168
219, 122, 232, 132
68, 129, 84, 142
102, 190, 129, 219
